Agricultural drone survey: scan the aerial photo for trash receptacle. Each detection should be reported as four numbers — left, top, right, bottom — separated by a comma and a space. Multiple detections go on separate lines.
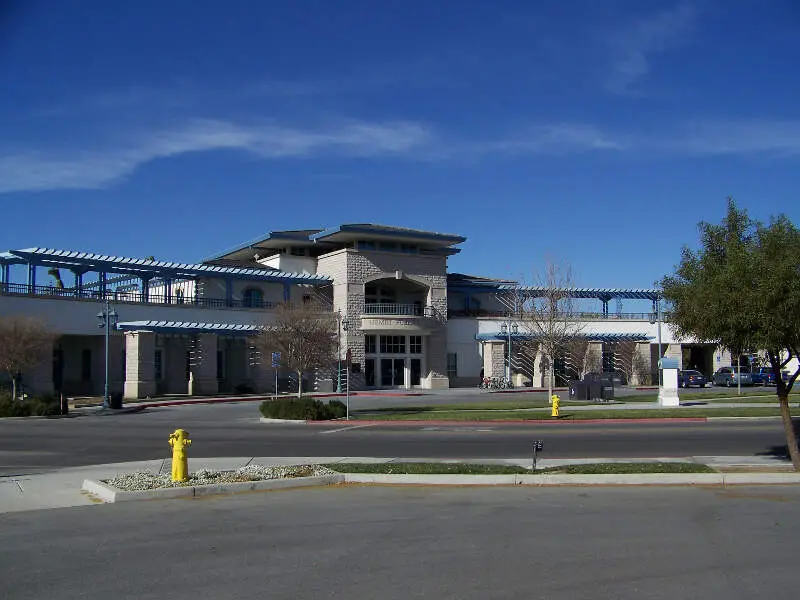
110, 393, 123, 410
569, 380, 589, 400
600, 384, 615, 401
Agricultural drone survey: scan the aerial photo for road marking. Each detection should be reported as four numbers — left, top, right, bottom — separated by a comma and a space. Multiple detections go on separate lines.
319, 424, 376, 434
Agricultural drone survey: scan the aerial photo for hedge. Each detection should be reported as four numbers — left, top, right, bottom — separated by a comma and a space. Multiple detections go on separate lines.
259, 397, 346, 420
0, 393, 63, 417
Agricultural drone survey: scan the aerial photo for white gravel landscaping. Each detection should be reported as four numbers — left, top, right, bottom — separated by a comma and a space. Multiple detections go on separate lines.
104, 464, 337, 491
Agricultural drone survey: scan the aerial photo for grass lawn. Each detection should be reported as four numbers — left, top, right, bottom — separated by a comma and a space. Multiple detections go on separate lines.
352, 406, 784, 421
323, 462, 715, 475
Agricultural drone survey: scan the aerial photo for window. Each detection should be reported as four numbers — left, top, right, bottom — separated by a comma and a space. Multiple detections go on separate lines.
290, 247, 306, 256
154, 350, 163, 380
242, 287, 264, 308
400, 243, 418, 254
365, 335, 376, 354
380, 335, 405, 354
81, 349, 92, 381
357, 241, 376, 251
446, 353, 458, 379
410, 336, 422, 354
378, 242, 397, 252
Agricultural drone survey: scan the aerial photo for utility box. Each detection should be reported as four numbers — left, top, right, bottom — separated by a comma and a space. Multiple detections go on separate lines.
569, 380, 588, 400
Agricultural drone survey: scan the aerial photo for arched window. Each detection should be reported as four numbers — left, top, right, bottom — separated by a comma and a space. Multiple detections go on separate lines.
242, 287, 264, 308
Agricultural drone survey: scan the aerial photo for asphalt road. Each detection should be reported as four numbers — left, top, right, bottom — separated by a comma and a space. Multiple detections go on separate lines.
0, 401, 792, 474
2, 485, 798, 599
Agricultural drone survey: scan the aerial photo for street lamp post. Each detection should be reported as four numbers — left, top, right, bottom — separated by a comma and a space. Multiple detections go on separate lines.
97, 298, 119, 409
336, 309, 343, 393
650, 298, 663, 388
500, 319, 518, 384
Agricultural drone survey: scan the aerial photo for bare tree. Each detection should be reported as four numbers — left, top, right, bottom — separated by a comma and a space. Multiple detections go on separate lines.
0, 316, 56, 400
516, 260, 585, 401
611, 340, 638, 386
256, 302, 337, 398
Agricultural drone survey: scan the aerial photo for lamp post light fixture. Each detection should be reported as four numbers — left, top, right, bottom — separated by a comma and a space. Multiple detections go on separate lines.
649, 298, 663, 388
96, 298, 119, 409
500, 320, 518, 383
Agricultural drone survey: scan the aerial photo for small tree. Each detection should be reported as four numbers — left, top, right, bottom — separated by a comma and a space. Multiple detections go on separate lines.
611, 340, 639, 386
516, 260, 585, 401
633, 350, 651, 386
661, 199, 800, 470
0, 316, 55, 400
256, 302, 337, 398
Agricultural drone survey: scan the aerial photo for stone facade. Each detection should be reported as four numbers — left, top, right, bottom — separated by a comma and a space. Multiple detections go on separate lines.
317, 248, 450, 389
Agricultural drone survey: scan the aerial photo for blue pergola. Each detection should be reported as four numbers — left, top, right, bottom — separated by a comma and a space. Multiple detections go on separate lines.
2, 247, 331, 304
117, 321, 263, 336
476, 332, 653, 342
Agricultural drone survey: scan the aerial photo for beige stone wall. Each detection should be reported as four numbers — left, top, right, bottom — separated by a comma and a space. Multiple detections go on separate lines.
317, 248, 451, 388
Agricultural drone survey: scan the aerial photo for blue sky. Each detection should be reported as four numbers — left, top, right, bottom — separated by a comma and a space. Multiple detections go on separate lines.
2, 0, 799, 290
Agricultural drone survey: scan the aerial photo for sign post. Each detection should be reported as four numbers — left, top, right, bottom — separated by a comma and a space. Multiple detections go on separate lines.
271, 352, 281, 396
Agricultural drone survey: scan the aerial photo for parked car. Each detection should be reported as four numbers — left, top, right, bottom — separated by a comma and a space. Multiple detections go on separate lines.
751, 366, 790, 385
712, 366, 754, 387
678, 370, 709, 388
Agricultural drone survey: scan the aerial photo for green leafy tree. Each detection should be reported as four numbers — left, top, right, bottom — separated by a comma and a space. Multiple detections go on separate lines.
661, 199, 800, 469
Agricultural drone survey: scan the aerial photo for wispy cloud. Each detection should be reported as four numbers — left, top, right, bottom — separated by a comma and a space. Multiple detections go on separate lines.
604, 4, 699, 95
2, 115, 799, 194
0, 119, 431, 193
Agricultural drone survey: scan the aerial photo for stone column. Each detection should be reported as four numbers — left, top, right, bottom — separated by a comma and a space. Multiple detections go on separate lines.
188, 333, 218, 395
483, 341, 505, 380
124, 331, 157, 399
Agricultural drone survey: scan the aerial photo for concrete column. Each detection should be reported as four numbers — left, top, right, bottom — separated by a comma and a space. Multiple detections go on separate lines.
124, 331, 157, 399
483, 341, 506, 380
188, 333, 218, 395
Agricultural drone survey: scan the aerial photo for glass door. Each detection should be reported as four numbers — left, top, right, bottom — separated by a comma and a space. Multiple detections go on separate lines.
381, 358, 406, 387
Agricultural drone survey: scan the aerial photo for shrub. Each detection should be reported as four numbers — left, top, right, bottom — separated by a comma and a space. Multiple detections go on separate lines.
260, 397, 346, 420
0, 393, 62, 417
234, 383, 255, 394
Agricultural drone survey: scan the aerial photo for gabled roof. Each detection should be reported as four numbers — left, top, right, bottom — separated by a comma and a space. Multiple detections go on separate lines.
8, 248, 331, 285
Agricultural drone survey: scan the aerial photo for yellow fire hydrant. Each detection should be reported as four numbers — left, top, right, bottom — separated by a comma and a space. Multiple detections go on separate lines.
168, 429, 192, 482
551, 394, 560, 418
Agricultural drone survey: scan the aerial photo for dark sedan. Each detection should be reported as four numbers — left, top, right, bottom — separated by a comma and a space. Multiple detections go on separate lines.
678, 370, 709, 388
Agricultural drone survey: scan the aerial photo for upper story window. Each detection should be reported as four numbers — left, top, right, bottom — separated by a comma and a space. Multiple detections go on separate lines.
357, 241, 376, 251
290, 247, 307, 256
365, 285, 396, 304
400, 243, 418, 254
378, 242, 397, 252
242, 287, 264, 308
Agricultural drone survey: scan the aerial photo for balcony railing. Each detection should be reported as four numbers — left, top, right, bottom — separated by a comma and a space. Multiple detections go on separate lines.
447, 309, 654, 320
0, 283, 276, 310
363, 303, 434, 317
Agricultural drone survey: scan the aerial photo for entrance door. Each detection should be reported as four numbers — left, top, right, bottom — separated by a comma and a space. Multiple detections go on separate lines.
380, 358, 406, 387
410, 359, 421, 386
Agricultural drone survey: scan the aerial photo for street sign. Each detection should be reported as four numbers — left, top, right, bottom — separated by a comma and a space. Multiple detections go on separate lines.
271, 352, 280, 368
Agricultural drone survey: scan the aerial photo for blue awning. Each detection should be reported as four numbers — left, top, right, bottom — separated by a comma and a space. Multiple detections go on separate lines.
117, 321, 263, 335
476, 332, 653, 342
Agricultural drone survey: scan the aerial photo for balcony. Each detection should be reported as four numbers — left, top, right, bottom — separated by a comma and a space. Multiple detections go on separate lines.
447, 308, 653, 320
361, 303, 438, 332
0, 283, 276, 311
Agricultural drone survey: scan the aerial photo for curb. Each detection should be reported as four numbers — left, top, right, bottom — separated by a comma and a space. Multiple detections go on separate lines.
298, 417, 708, 426
82, 474, 345, 503
80, 471, 800, 503
259, 417, 308, 424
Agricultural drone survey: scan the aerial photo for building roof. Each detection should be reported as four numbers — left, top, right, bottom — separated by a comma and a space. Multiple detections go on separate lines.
309, 223, 466, 247
8, 248, 331, 285
206, 229, 326, 261
117, 321, 263, 335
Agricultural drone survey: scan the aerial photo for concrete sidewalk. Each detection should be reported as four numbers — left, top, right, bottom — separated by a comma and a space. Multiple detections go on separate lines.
2, 455, 797, 514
